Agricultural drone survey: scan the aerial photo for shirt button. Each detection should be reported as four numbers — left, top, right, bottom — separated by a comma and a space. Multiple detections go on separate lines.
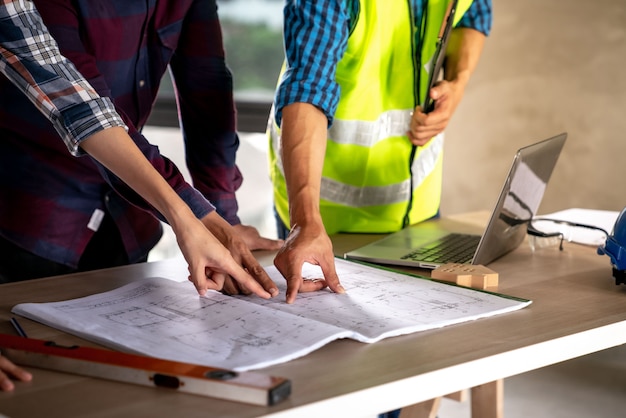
139, 80, 146, 87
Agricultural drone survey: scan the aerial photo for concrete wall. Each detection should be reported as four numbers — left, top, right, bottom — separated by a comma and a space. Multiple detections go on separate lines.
441, 0, 626, 216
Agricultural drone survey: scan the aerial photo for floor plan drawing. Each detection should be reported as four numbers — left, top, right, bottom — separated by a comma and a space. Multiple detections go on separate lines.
13, 259, 530, 371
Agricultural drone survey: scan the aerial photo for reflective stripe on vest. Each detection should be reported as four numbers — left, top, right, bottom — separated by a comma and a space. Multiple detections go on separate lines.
321, 132, 443, 207
271, 120, 444, 208
328, 109, 412, 147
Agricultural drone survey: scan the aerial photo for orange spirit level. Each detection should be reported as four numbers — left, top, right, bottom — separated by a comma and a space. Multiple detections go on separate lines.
0, 333, 291, 406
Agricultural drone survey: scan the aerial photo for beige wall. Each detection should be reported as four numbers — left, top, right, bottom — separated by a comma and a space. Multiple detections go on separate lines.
441, 0, 626, 216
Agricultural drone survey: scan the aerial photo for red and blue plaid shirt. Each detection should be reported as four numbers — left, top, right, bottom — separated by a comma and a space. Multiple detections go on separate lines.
0, 0, 240, 267
0, 0, 126, 155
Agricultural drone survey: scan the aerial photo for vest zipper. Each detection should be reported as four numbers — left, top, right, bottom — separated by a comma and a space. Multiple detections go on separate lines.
404, 1, 424, 228
403, 145, 418, 228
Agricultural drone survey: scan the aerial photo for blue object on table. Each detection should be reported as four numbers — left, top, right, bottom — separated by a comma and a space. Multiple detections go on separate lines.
597, 207, 626, 285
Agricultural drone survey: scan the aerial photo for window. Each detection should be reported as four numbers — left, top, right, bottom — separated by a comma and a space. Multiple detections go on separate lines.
147, 0, 285, 132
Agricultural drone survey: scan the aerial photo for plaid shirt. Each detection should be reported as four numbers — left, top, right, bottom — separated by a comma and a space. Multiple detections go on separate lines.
0, 0, 238, 268
0, 0, 125, 155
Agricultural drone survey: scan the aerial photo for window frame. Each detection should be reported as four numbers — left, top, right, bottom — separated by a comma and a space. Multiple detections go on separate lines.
147, 96, 271, 133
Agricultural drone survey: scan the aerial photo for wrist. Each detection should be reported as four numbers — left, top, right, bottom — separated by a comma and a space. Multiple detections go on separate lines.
289, 204, 323, 228
447, 68, 470, 88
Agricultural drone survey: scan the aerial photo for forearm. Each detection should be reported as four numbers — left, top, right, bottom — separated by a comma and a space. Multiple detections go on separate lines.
444, 28, 486, 90
82, 126, 275, 300
280, 103, 329, 226
80, 127, 198, 229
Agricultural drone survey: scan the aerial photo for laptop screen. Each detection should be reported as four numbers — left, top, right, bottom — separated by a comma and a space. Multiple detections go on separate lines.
343, 133, 567, 269
472, 133, 567, 265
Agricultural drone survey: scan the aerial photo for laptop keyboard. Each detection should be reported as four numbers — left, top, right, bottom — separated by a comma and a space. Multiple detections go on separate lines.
400, 233, 480, 264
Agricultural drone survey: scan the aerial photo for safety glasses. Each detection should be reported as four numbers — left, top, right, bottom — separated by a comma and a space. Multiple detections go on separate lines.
527, 218, 609, 251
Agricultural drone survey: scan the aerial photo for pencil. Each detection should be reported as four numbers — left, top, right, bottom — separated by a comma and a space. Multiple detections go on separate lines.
10, 317, 28, 338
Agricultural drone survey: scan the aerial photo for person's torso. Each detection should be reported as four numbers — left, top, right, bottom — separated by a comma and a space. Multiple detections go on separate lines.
0, 0, 194, 266
271, 0, 472, 234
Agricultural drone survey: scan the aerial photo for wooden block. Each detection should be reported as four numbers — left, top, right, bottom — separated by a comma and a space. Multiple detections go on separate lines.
431, 263, 499, 289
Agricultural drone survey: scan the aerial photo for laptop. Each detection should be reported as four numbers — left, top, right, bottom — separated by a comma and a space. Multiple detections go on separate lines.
344, 133, 567, 269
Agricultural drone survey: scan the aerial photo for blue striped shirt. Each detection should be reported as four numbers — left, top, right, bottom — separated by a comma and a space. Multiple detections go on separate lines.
275, 0, 493, 127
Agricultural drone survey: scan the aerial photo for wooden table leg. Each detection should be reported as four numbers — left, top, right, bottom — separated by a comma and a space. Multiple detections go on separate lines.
398, 397, 441, 418
470, 379, 503, 418
445, 389, 469, 402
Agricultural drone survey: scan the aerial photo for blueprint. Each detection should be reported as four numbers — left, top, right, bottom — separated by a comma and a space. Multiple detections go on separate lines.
12, 258, 531, 371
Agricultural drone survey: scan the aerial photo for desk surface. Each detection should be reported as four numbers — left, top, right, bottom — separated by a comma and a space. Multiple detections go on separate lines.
1, 212, 625, 417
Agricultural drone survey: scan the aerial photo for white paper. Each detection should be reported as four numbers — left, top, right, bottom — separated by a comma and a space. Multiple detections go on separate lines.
12, 259, 531, 371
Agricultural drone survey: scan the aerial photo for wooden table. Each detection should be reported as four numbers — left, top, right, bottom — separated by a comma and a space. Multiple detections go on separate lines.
1, 212, 625, 417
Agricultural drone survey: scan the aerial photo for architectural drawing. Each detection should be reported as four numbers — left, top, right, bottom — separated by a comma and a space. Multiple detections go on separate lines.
13, 259, 530, 371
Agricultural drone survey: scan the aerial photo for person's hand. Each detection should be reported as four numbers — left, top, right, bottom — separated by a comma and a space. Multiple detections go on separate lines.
171, 211, 276, 299
273, 220, 345, 304
0, 354, 32, 391
223, 224, 282, 295
408, 79, 464, 146
232, 224, 283, 251
200, 212, 279, 297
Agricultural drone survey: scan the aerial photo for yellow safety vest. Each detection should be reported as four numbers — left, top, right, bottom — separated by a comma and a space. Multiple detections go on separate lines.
269, 0, 473, 234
